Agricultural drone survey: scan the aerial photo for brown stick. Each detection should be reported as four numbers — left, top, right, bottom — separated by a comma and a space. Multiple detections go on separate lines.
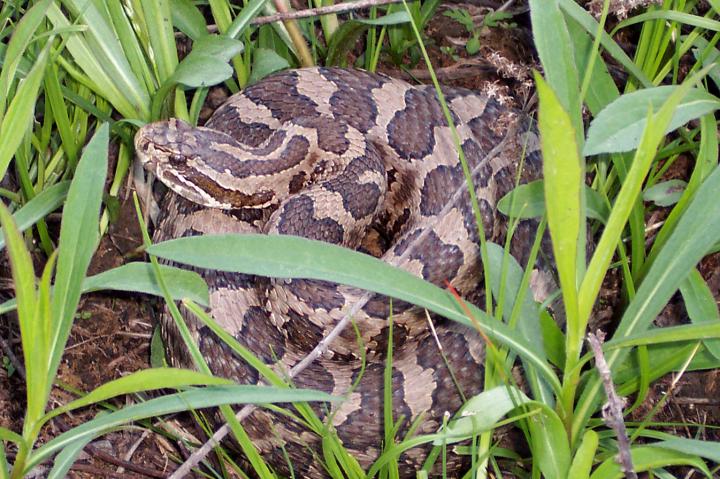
588, 331, 638, 479
251, 0, 405, 25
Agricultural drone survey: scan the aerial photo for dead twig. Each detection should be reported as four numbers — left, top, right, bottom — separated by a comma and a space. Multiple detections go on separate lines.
588, 330, 637, 479
254, 0, 405, 25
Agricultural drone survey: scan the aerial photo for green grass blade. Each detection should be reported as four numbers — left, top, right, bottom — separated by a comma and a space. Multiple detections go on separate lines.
589, 446, 710, 478
577, 70, 712, 340
46, 124, 108, 389
558, 0, 652, 88
584, 86, 720, 155
45, 4, 145, 120
65, 0, 151, 113
654, 438, 720, 463
567, 430, 597, 478
25, 385, 335, 472
574, 141, 720, 440
147, 234, 562, 393
0, 202, 39, 426
0, 181, 69, 251
0, 43, 49, 180
105, 0, 156, 95
614, 10, 720, 34
0, 0, 51, 115
45, 369, 231, 423
679, 269, 720, 360
82, 262, 210, 307
141, 0, 178, 83
46, 435, 95, 479
535, 73, 583, 365
530, 0, 582, 134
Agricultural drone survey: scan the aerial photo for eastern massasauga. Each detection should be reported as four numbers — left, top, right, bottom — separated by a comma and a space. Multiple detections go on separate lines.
134, 67, 553, 477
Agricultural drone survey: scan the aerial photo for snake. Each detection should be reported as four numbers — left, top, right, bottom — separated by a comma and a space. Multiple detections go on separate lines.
134, 67, 551, 477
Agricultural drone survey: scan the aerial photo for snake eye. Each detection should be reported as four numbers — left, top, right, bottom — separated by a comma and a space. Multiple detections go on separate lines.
169, 153, 185, 165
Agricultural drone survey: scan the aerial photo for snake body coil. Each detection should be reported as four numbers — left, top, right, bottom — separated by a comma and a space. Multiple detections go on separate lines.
135, 67, 550, 477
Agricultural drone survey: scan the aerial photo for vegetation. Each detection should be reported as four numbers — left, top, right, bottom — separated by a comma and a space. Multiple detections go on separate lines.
0, 0, 719, 477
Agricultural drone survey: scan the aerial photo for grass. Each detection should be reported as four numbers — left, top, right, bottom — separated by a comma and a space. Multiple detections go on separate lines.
0, 0, 719, 477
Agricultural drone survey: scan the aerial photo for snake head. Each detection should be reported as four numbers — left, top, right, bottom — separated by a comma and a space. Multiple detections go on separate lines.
134, 118, 196, 172
134, 118, 264, 209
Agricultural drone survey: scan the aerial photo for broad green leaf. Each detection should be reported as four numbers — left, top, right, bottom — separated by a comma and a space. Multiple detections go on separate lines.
525, 399, 570, 479
584, 86, 720, 155
535, 73, 582, 351
655, 438, 720, 463
679, 269, 720, 359
26, 385, 335, 471
249, 48, 290, 85
643, 179, 687, 207
589, 446, 710, 478
170, 0, 208, 40
540, 309, 565, 368
565, 14, 619, 115
47, 124, 109, 390
191, 34, 245, 62
529, 0, 581, 133
173, 55, 234, 88
568, 430, 598, 478
0, 181, 69, 251
82, 263, 209, 307
147, 234, 562, 393
498, 180, 608, 223
0, 44, 49, 179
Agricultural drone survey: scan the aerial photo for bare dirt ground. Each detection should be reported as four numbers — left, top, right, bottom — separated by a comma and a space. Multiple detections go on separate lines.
1, 5, 718, 478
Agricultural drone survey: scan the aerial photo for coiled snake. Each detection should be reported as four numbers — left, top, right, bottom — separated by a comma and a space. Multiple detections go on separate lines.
135, 67, 549, 477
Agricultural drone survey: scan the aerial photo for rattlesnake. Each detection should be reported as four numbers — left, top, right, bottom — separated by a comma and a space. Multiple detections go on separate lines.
134, 67, 550, 477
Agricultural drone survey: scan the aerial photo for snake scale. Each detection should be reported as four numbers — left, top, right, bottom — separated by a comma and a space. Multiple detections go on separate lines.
134, 67, 551, 477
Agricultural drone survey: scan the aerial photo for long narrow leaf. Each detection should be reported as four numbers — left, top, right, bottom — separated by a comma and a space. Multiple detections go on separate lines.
147, 234, 562, 393
46, 125, 108, 390
25, 385, 335, 471
0, 44, 49, 179
0, 182, 69, 251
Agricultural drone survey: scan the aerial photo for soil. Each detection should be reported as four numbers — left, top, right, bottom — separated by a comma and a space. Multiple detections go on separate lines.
1, 4, 718, 478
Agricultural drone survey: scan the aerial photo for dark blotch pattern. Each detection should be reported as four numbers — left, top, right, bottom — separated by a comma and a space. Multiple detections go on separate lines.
419, 163, 464, 216
232, 135, 310, 178
241, 306, 286, 362
294, 116, 350, 155
319, 68, 388, 133
323, 152, 385, 220
283, 279, 346, 311
387, 86, 456, 160
242, 71, 321, 122
275, 195, 345, 245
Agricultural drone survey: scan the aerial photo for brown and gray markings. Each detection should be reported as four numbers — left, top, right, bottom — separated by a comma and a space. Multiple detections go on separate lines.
141, 67, 548, 478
